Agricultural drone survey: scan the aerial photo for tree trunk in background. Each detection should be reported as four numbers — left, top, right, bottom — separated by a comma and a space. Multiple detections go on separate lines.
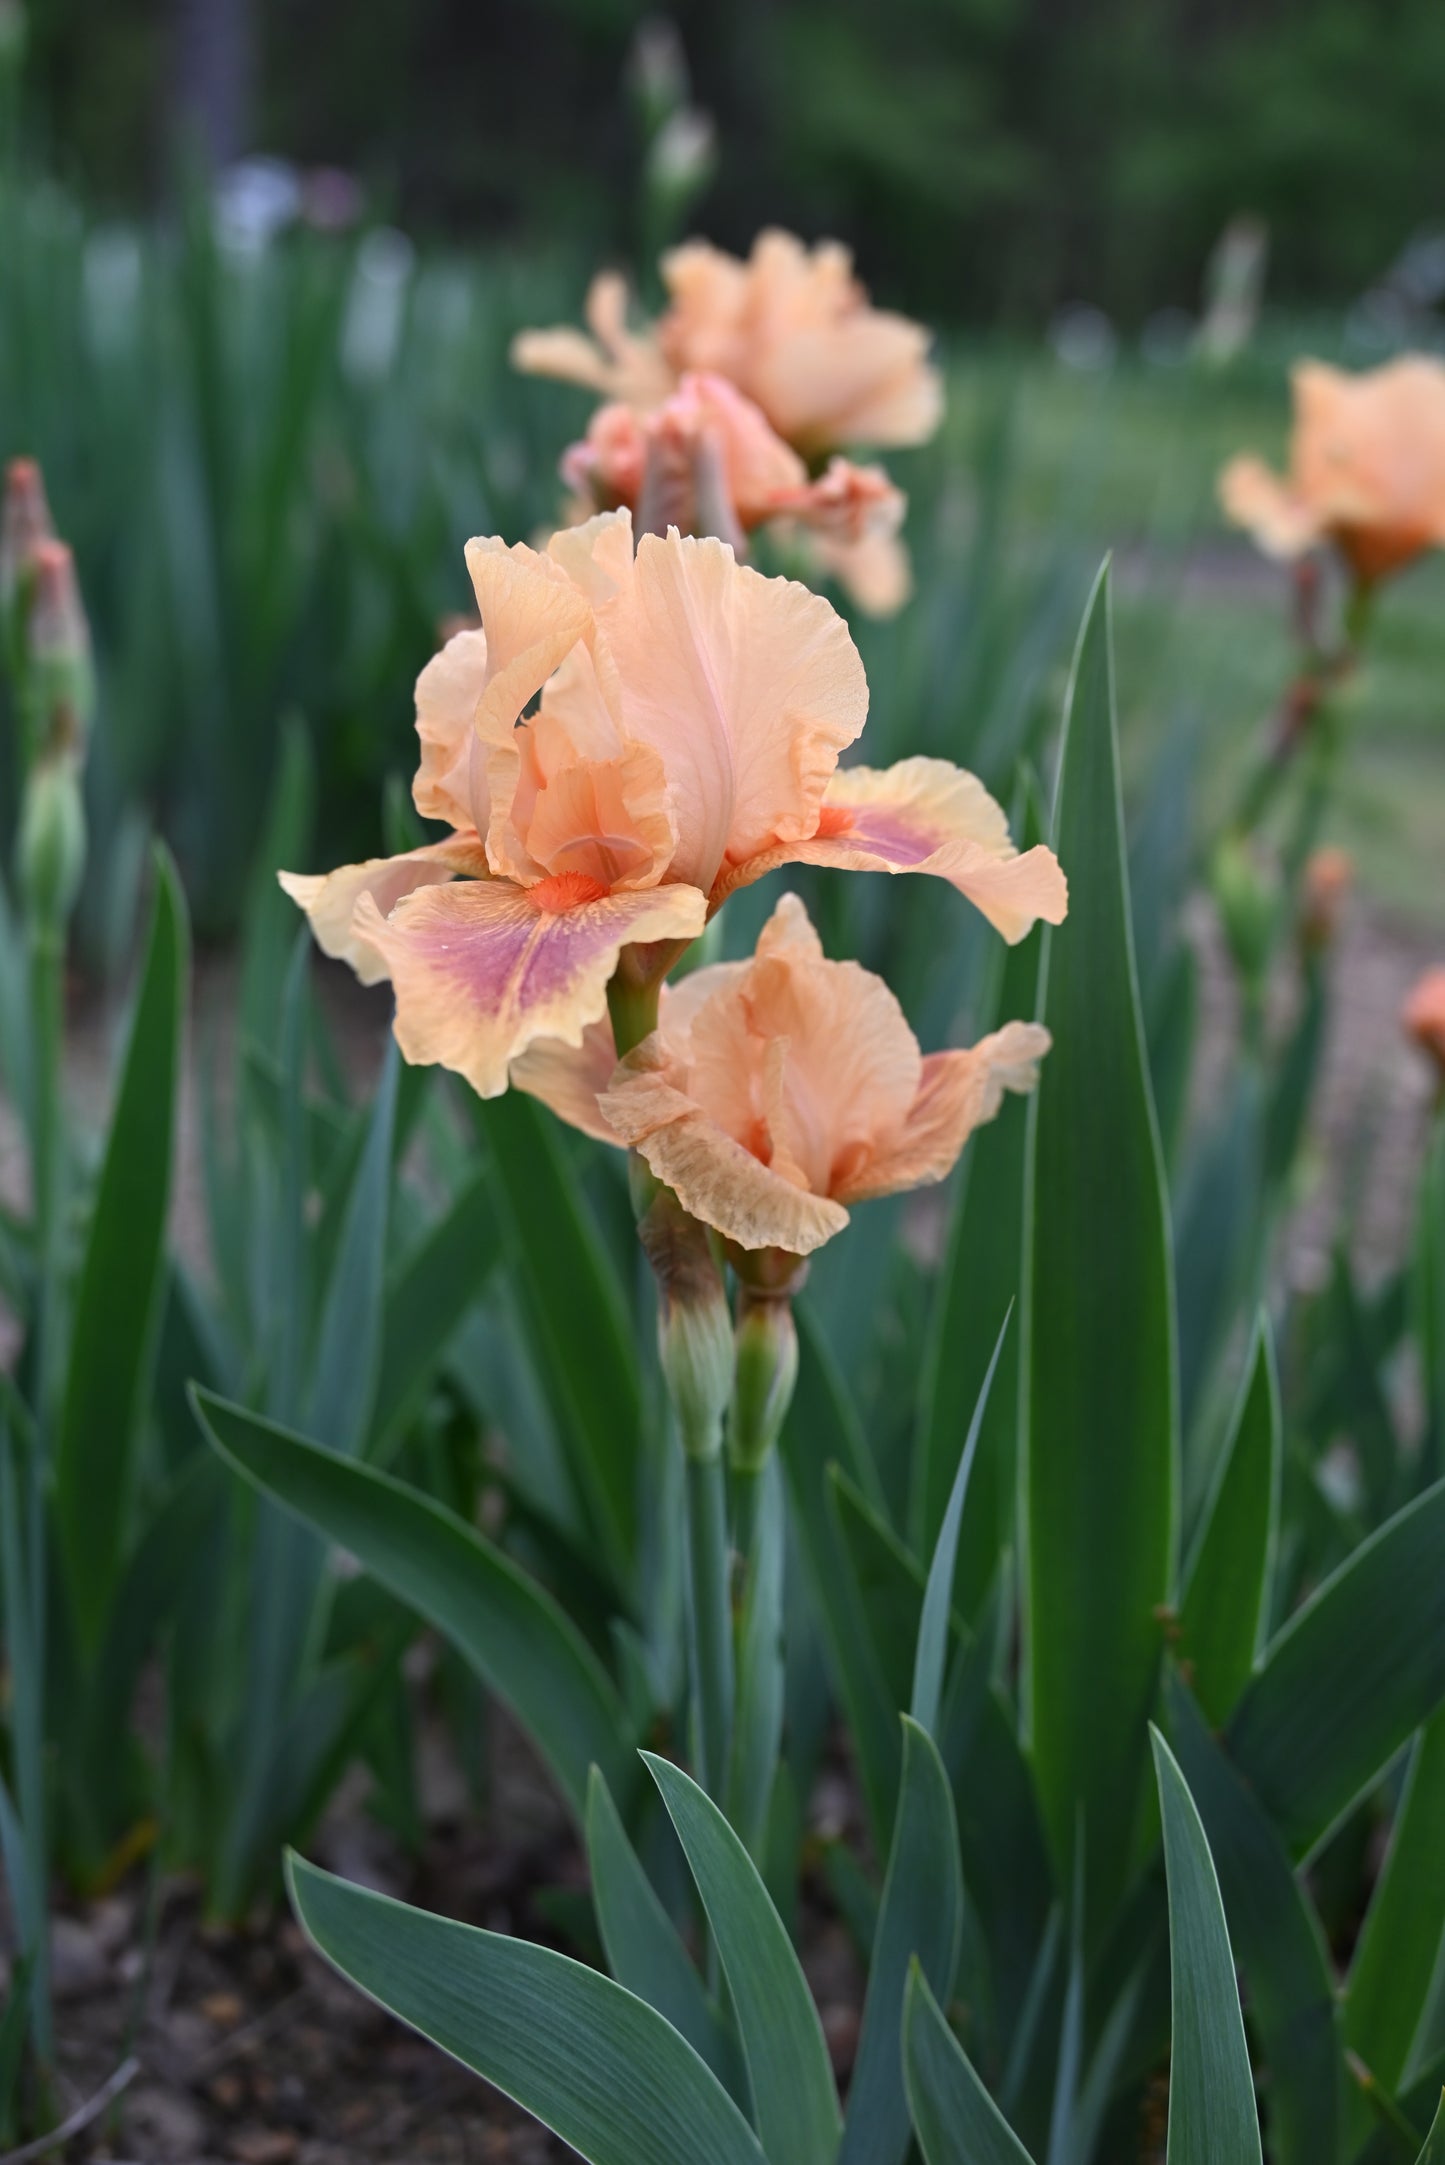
172, 0, 254, 169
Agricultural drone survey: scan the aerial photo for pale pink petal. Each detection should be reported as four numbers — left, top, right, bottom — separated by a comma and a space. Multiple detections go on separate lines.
713, 757, 1068, 944
836, 1023, 1051, 1203
601, 532, 868, 891
413, 628, 491, 832
352, 874, 706, 1099
278, 836, 490, 987
600, 1043, 849, 1256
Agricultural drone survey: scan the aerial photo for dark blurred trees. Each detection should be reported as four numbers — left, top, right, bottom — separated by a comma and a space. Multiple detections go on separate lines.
19, 0, 1445, 323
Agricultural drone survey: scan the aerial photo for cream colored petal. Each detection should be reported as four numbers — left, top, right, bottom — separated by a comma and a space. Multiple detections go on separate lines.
1218, 454, 1321, 559
510, 1016, 622, 1145
600, 1052, 849, 1256
837, 1022, 1051, 1203
354, 875, 706, 1099
602, 532, 868, 890
413, 628, 491, 831
278, 836, 490, 987
713, 757, 1068, 944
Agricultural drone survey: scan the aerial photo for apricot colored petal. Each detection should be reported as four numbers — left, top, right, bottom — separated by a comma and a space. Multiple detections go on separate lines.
353, 876, 706, 1100
837, 1022, 1052, 1204
278, 836, 491, 987
603, 532, 868, 889
1218, 454, 1321, 558
510, 274, 673, 408
463, 535, 596, 745
510, 326, 622, 394
413, 627, 491, 831
510, 1016, 622, 1145
600, 1046, 849, 1256
714, 757, 1068, 943
809, 526, 913, 616
754, 319, 943, 454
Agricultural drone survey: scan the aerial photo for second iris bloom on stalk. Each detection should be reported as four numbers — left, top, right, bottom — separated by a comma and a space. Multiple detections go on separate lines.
282, 508, 1068, 1251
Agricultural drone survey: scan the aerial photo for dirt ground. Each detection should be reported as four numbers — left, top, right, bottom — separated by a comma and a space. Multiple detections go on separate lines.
28, 1710, 866, 2165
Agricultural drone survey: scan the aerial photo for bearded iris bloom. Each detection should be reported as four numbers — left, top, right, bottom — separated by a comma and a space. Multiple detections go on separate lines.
516, 892, 1050, 1257
1220, 356, 1445, 587
282, 511, 1065, 1099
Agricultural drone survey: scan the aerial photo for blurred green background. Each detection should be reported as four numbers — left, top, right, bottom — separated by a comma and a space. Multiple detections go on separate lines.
20, 0, 1445, 325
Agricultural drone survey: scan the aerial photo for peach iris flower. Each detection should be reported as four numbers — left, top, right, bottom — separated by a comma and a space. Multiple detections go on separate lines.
281, 511, 1065, 1099
514, 229, 942, 461
1404, 968, 1445, 1073
561, 372, 910, 614
1220, 357, 1445, 586
515, 893, 1049, 1256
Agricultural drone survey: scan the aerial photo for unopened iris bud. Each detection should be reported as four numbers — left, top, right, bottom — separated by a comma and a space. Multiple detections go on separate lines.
24, 540, 94, 767
729, 1285, 800, 1475
19, 753, 87, 928
635, 1167, 733, 1462
0, 457, 56, 658
1211, 833, 1276, 990
1299, 846, 1353, 955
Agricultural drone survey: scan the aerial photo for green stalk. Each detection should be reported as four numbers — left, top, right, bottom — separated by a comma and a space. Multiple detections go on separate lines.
684, 1445, 734, 1800
26, 913, 66, 1430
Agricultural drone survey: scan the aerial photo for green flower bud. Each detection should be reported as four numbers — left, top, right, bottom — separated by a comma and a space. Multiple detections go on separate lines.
24, 540, 94, 768
19, 754, 87, 928
729, 1287, 799, 1476
635, 1169, 733, 1462
1211, 832, 1276, 992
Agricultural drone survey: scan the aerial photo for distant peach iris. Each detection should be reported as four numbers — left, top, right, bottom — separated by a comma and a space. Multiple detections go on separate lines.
515, 230, 942, 461
1220, 357, 1445, 586
282, 511, 1065, 1099
1404, 968, 1445, 1075
515, 893, 1049, 1256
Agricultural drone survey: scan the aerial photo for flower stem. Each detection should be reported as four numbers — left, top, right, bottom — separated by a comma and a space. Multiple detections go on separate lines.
684, 1446, 734, 1799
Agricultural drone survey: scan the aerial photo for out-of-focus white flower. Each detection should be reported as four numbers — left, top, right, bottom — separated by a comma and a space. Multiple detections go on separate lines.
214, 156, 302, 254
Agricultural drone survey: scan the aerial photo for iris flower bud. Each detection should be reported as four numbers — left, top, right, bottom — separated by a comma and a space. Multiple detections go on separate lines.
634, 1164, 733, 1462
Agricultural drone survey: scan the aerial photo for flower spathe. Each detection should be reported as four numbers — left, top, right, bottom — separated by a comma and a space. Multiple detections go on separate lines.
1220, 356, 1445, 586
517, 893, 1050, 1256
514, 230, 942, 461
281, 511, 1065, 1098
